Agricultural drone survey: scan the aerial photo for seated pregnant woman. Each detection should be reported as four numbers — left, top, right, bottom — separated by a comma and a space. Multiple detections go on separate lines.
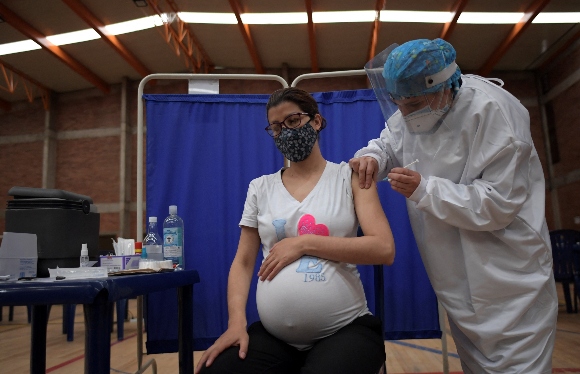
196, 88, 395, 374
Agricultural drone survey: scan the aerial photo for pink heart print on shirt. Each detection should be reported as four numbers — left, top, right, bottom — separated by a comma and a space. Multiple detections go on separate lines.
297, 214, 329, 236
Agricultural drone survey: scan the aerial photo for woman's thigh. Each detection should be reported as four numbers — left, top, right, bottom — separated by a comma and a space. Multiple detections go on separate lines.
301, 314, 386, 374
200, 321, 303, 374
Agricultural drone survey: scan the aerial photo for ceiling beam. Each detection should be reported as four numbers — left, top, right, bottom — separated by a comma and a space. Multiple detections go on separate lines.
0, 3, 110, 93
477, 0, 551, 76
147, 0, 213, 73
538, 27, 580, 72
0, 58, 52, 110
368, 0, 385, 62
440, 0, 468, 41
229, 0, 265, 74
61, 0, 151, 77
305, 0, 318, 73
163, 0, 214, 72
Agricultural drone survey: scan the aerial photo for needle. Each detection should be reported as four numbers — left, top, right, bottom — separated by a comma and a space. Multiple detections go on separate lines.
385, 159, 419, 182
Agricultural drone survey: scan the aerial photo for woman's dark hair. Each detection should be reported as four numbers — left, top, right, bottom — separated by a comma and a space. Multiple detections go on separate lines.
266, 88, 327, 131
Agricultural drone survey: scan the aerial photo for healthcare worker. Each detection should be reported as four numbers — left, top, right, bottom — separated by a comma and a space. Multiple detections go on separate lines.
350, 38, 558, 373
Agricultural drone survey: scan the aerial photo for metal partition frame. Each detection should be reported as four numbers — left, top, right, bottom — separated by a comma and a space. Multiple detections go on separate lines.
137, 73, 288, 240
292, 69, 450, 374
135, 73, 287, 371
136, 71, 449, 374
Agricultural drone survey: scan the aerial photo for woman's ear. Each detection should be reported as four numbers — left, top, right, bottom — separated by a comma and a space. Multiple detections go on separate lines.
312, 113, 323, 131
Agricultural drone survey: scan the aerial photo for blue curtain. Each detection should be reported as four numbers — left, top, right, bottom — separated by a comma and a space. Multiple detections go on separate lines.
144, 89, 440, 353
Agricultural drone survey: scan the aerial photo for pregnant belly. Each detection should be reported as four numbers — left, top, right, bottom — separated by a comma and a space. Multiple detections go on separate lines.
256, 257, 368, 349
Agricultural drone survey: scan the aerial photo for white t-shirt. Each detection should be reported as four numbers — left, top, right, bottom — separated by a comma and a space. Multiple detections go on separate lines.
239, 161, 370, 350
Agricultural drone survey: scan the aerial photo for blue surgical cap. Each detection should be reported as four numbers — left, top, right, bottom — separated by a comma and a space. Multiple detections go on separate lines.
383, 38, 462, 99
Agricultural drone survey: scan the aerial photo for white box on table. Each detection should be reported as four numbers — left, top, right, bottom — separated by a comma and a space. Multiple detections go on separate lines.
99, 255, 140, 272
0, 232, 38, 280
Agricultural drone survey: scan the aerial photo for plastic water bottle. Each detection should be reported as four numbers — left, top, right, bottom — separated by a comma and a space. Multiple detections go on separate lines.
80, 243, 89, 267
143, 217, 163, 261
163, 205, 184, 269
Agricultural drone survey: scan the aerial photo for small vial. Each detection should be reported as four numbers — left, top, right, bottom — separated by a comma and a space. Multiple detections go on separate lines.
80, 243, 90, 267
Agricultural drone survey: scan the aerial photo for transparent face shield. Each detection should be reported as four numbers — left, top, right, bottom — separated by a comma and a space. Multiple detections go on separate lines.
364, 43, 399, 131
365, 49, 458, 176
395, 88, 453, 134
365, 48, 458, 134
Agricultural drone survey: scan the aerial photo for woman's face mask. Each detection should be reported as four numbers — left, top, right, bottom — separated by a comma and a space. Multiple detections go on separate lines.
274, 121, 318, 162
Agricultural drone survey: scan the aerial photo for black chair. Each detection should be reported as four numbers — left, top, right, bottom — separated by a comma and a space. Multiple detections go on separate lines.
550, 229, 580, 313
62, 300, 129, 341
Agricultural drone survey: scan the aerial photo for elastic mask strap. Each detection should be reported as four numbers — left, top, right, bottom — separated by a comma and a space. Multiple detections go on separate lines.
422, 89, 447, 111
425, 62, 458, 88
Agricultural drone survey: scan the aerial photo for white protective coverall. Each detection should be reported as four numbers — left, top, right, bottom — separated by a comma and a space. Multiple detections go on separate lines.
355, 74, 558, 373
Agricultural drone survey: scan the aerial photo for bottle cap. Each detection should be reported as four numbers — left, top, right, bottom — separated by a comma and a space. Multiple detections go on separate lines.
135, 241, 142, 254
169, 205, 177, 215
81, 243, 88, 256
149, 217, 157, 223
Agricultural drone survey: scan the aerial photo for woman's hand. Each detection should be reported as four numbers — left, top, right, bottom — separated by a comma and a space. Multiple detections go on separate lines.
194, 324, 249, 373
258, 236, 306, 281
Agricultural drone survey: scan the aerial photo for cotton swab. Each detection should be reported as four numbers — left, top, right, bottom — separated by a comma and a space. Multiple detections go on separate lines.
385, 159, 419, 182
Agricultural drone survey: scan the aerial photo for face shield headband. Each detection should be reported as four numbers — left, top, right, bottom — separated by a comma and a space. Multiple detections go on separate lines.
388, 62, 459, 101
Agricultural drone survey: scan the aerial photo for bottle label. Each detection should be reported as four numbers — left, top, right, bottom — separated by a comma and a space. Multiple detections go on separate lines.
163, 228, 183, 258
145, 244, 162, 254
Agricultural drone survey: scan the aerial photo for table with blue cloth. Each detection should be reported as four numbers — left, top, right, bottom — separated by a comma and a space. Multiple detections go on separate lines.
0, 269, 200, 374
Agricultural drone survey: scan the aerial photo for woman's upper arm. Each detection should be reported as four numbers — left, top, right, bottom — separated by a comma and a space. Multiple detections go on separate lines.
234, 226, 261, 268
351, 172, 395, 253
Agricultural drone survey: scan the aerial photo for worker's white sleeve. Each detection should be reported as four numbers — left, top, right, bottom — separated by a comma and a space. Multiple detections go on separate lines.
353, 125, 396, 181
413, 139, 532, 231
408, 175, 428, 202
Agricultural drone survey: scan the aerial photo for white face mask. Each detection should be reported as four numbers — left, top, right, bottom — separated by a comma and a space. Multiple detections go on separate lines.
402, 93, 450, 134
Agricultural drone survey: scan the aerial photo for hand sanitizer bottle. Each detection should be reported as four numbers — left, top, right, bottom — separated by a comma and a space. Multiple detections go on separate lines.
163, 205, 184, 269
143, 217, 163, 260
80, 243, 90, 267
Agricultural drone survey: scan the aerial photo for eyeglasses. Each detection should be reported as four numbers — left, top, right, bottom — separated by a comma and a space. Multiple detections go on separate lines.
265, 112, 311, 137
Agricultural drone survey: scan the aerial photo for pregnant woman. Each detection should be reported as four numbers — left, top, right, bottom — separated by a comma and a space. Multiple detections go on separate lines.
196, 87, 395, 374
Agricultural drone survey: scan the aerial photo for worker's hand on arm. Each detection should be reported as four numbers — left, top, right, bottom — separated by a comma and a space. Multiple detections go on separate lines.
388, 167, 421, 198
348, 156, 378, 189
194, 323, 249, 373
258, 236, 305, 281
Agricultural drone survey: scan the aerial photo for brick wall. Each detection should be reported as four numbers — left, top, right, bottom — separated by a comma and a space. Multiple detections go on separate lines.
1, 62, 579, 247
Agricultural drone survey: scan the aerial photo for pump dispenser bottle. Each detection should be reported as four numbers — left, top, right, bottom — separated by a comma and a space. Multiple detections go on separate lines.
80, 243, 89, 267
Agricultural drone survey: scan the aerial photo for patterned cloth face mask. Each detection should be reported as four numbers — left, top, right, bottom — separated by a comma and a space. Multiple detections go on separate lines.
274, 121, 318, 162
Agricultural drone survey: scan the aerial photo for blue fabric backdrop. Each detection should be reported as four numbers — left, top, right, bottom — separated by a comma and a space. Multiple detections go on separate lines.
143, 89, 440, 353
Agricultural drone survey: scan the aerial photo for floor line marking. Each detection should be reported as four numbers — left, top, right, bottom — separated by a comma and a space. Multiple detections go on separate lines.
389, 340, 461, 359
45, 332, 138, 373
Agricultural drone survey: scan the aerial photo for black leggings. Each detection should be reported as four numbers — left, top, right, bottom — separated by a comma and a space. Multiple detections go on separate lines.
199, 314, 386, 374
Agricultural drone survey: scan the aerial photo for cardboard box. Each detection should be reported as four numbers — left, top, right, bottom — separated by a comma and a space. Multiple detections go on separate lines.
99, 255, 140, 272
0, 232, 38, 280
